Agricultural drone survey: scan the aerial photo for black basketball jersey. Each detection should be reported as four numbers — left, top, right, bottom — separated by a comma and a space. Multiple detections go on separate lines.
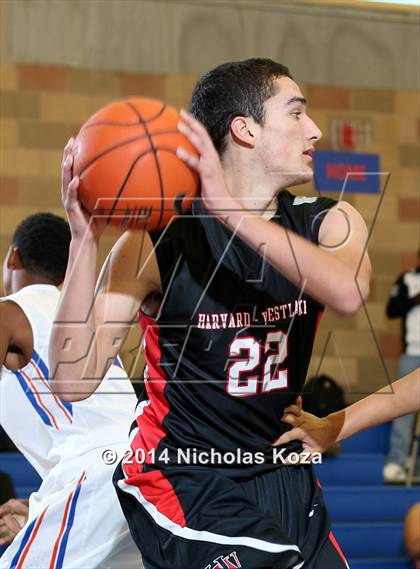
129, 190, 336, 477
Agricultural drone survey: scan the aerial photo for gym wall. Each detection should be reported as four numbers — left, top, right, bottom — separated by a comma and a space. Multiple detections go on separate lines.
1, 0, 419, 400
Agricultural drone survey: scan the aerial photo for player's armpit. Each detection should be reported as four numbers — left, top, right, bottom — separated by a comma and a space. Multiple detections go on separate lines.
51, 230, 161, 401
93, 229, 161, 376
97, 229, 161, 298
94, 228, 161, 330
318, 201, 371, 310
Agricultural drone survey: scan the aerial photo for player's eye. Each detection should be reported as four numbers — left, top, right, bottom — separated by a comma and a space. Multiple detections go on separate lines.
292, 112, 302, 120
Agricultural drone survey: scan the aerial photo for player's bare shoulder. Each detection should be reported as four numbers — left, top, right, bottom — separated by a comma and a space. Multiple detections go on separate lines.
318, 200, 371, 304
0, 300, 30, 336
318, 201, 368, 250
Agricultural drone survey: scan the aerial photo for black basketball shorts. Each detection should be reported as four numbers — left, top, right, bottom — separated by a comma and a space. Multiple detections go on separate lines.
113, 462, 349, 569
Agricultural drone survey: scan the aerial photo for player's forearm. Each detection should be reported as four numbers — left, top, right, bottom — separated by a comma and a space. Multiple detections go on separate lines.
223, 209, 368, 314
49, 236, 100, 398
330, 370, 420, 442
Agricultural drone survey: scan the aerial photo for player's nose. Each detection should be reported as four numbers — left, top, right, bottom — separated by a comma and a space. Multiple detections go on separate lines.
306, 116, 322, 142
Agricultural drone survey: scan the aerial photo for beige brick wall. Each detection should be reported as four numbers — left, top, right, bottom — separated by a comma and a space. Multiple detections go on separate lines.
1, 63, 418, 398
299, 84, 419, 401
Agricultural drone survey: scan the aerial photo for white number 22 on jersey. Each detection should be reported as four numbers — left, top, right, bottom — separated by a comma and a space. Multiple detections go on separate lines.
226, 330, 288, 397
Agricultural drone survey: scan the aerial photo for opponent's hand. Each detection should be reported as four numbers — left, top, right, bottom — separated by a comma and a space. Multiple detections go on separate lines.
61, 138, 107, 242
282, 396, 303, 419
0, 499, 29, 545
176, 110, 239, 217
273, 402, 341, 455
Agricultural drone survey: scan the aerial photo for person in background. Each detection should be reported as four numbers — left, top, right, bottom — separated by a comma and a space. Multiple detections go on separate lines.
404, 503, 420, 568
383, 250, 420, 483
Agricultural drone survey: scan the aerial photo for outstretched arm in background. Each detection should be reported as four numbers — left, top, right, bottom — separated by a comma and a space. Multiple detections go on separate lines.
274, 369, 420, 453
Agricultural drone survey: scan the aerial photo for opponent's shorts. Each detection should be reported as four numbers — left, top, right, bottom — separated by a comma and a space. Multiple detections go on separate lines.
114, 462, 349, 569
1, 443, 142, 569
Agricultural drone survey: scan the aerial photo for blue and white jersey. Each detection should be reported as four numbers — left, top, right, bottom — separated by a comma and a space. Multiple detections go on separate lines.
0, 284, 137, 477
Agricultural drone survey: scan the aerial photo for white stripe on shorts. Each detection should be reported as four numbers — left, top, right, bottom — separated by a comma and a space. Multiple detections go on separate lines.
117, 478, 301, 555
135, 400, 150, 419
129, 427, 140, 445
130, 400, 150, 444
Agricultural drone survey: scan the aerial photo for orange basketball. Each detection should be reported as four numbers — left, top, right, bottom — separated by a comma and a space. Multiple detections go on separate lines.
73, 98, 199, 230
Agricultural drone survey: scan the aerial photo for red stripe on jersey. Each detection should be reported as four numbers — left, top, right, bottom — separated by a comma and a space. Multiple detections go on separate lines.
134, 313, 169, 454
141, 314, 170, 422
329, 531, 348, 567
124, 312, 186, 527
315, 309, 324, 334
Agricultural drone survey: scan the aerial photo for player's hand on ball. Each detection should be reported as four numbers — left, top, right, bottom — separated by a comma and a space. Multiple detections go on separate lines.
61, 138, 107, 242
177, 110, 237, 216
0, 499, 29, 545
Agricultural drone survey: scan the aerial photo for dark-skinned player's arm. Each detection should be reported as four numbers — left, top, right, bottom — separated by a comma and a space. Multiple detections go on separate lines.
273, 368, 420, 454
0, 303, 15, 367
49, 139, 161, 402
177, 110, 371, 315
0, 301, 32, 368
0, 307, 32, 547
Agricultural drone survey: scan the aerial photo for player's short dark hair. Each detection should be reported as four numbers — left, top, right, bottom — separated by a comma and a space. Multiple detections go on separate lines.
189, 58, 292, 155
11, 213, 71, 285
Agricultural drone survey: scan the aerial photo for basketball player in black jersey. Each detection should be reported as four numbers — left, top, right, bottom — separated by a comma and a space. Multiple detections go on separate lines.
51, 59, 371, 568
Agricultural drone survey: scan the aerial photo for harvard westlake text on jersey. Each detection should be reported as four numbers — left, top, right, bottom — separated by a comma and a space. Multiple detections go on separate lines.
131, 192, 336, 477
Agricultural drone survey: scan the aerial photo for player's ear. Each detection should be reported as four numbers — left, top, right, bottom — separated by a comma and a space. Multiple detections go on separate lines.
230, 116, 257, 149
7, 248, 23, 270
